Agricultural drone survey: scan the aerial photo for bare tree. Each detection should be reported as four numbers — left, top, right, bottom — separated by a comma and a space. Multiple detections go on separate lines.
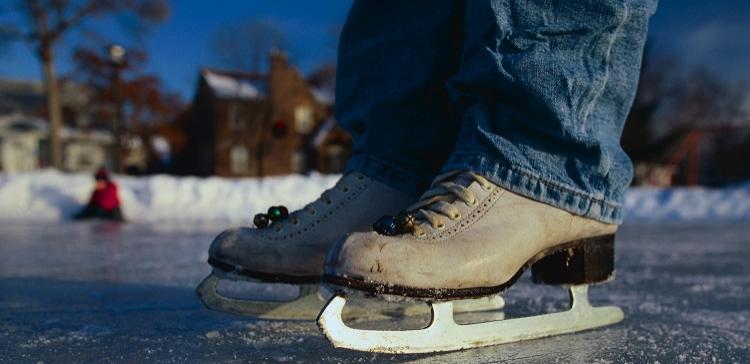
0, 0, 169, 169
210, 20, 291, 73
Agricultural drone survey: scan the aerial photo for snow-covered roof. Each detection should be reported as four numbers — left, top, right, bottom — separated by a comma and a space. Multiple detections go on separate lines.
310, 87, 334, 106
312, 118, 336, 147
0, 113, 47, 133
0, 113, 112, 142
202, 70, 266, 100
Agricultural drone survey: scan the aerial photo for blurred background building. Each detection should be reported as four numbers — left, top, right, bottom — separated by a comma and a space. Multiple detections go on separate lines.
172, 51, 348, 177
0, 0, 748, 186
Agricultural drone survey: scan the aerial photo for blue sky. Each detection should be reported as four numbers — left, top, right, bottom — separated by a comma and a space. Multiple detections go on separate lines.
1, 0, 748, 100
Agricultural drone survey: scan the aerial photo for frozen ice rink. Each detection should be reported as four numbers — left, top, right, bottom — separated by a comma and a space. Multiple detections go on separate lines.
1, 221, 748, 363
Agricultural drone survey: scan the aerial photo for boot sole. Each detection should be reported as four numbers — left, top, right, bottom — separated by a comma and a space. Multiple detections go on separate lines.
321, 234, 616, 300
208, 256, 319, 284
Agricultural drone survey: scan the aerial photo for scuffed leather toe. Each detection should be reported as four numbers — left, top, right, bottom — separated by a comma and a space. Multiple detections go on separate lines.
208, 227, 253, 266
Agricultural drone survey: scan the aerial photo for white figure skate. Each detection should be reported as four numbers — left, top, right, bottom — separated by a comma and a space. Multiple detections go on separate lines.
197, 172, 505, 320
318, 171, 623, 353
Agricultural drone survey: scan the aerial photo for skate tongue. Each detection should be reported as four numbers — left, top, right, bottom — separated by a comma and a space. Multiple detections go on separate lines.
451, 173, 476, 188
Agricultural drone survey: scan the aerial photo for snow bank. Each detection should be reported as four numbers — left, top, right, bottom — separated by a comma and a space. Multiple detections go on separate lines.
623, 183, 750, 222
0, 170, 337, 222
0, 170, 748, 222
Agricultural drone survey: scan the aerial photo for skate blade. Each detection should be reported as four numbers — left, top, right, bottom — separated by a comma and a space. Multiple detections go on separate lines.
317, 285, 623, 354
196, 272, 321, 320
197, 272, 507, 321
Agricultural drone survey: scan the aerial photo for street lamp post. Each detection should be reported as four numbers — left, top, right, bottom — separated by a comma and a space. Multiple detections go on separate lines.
108, 44, 126, 173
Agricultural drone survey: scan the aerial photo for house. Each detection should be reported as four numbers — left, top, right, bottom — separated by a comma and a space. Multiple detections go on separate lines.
175, 51, 350, 177
0, 78, 114, 173
0, 112, 113, 173
0, 114, 46, 172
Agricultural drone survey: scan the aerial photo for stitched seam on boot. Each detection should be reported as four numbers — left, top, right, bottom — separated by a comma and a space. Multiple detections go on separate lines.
268, 178, 370, 241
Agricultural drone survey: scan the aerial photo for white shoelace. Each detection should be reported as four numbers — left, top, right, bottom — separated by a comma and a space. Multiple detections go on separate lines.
408, 171, 493, 236
272, 175, 356, 232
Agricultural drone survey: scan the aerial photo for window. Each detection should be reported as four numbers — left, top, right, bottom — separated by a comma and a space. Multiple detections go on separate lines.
294, 105, 314, 134
228, 103, 245, 130
291, 150, 306, 173
230, 145, 249, 175
325, 144, 346, 173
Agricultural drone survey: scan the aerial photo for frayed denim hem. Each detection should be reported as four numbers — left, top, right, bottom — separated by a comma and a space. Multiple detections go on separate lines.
442, 152, 623, 224
344, 154, 428, 198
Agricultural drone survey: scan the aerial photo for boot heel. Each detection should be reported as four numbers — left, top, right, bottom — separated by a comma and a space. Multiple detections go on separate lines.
531, 234, 615, 285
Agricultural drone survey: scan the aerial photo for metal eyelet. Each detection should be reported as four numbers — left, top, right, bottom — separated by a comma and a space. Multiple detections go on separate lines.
292, 219, 300, 225
468, 198, 478, 207
342, 187, 349, 193
435, 223, 445, 229
452, 213, 461, 220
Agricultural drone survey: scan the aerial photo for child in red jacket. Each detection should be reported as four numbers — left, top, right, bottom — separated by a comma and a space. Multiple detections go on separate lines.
74, 168, 125, 222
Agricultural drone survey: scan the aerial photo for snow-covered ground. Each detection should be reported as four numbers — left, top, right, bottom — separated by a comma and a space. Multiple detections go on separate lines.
0, 169, 748, 222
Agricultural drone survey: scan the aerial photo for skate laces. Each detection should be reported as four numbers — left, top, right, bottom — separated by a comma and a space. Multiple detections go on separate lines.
408, 171, 492, 236
273, 174, 357, 231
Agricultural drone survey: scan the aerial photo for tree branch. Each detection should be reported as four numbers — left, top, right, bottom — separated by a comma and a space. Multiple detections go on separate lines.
50, 0, 106, 41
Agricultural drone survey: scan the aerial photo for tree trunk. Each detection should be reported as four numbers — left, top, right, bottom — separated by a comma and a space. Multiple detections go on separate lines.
41, 45, 64, 169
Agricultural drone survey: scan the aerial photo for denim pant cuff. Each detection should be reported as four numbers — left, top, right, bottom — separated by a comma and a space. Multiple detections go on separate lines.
344, 155, 427, 198
442, 152, 623, 224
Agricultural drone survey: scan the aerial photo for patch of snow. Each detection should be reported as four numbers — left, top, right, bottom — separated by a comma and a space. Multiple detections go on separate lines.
311, 118, 336, 147
0, 170, 748, 222
203, 71, 264, 99
310, 87, 334, 106
623, 183, 750, 222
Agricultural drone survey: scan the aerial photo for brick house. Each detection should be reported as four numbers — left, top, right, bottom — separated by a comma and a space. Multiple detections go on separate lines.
176, 51, 350, 177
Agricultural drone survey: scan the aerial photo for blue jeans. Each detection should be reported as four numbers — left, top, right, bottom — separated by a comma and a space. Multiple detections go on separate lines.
338, 0, 657, 224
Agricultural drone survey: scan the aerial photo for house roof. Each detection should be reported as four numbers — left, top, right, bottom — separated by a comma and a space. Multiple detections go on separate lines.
0, 113, 112, 142
310, 86, 334, 106
311, 117, 337, 147
0, 78, 45, 116
201, 69, 267, 100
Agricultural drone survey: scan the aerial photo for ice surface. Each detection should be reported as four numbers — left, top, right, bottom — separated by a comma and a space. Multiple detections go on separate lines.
1, 170, 749, 223
0, 221, 748, 363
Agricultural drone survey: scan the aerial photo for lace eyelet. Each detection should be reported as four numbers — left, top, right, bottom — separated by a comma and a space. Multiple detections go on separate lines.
435, 223, 445, 229
325, 200, 332, 205
309, 210, 317, 215
292, 219, 300, 225
342, 188, 349, 193
416, 231, 426, 237
452, 213, 461, 220
357, 175, 365, 181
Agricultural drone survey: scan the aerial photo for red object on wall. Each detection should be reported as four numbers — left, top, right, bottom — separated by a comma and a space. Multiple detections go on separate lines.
272, 119, 288, 138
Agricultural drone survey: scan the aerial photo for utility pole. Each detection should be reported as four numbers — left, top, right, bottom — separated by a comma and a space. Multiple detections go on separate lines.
108, 44, 126, 173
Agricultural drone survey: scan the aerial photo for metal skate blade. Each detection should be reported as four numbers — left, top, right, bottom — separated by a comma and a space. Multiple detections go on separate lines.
215, 278, 300, 301
400, 295, 506, 318
318, 285, 624, 354
196, 273, 322, 320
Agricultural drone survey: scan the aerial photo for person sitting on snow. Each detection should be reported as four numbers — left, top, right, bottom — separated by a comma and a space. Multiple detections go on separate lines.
73, 167, 125, 222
